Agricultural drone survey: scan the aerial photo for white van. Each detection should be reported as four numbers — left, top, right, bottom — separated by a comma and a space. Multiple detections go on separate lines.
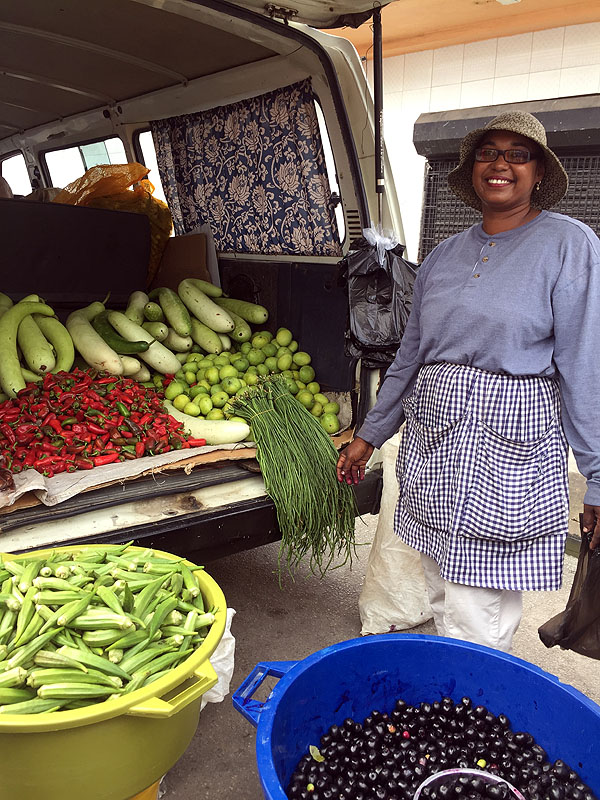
0, 0, 404, 560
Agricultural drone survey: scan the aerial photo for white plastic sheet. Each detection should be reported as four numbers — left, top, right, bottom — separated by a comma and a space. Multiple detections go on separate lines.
359, 435, 432, 634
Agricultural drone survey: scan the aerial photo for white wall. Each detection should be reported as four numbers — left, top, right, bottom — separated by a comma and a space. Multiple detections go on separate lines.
373, 22, 600, 261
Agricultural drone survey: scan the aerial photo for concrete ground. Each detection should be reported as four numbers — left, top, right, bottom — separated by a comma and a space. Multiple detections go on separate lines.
162, 503, 598, 800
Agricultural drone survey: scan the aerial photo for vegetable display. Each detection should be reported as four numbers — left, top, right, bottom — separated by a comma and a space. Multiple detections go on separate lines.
229, 374, 356, 577
0, 544, 215, 713
0, 369, 206, 477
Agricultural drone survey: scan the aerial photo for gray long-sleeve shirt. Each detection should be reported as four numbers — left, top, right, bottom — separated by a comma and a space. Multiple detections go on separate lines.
358, 211, 600, 505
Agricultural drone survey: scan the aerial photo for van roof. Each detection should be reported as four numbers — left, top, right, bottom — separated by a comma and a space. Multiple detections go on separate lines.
0, 0, 388, 143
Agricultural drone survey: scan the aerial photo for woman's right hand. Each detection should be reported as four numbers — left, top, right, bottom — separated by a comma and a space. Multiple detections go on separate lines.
336, 437, 374, 485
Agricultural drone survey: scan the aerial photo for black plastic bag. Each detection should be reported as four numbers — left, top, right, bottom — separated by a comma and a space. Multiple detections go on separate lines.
538, 516, 600, 659
339, 229, 418, 370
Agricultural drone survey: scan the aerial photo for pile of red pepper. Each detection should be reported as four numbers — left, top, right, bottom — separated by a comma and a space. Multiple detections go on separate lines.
0, 369, 206, 478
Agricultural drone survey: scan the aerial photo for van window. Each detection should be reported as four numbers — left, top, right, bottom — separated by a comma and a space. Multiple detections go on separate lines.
44, 136, 127, 189
135, 131, 168, 205
315, 102, 345, 243
1, 152, 32, 196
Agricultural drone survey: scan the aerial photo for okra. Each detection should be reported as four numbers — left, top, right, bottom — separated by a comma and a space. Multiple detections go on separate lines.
0, 688, 35, 704
33, 650, 89, 673
111, 568, 156, 583
54, 565, 71, 580
0, 697, 65, 714
108, 649, 123, 664
133, 575, 169, 619
33, 576, 88, 591
142, 561, 178, 575
0, 609, 17, 645
14, 586, 39, 643
34, 591, 84, 606
13, 609, 44, 648
39, 566, 54, 577
162, 635, 185, 647
119, 643, 176, 675
0, 570, 11, 583
180, 562, 200, 598
180, 610, 198, 654
121, 583, 134, 613
7, 628, 59, 669
161, 626, 195, 638
27, 669, 122, 690
0, 594, 21, 612
96, 585, 124, 615
2, 561, 24, 577
57, 592, 95, 628
146, 595, 178, 640
81, 629, 125, 648
70, 612, 134, 631
164, 610, 184, 626
170, 573, 184, 596
141, 648, 192, 677
0, 666, 27, 688
195, 612, 216, 629
142, 668, 172, 687
17, 561, 42, 594
122, 669, 150, 695
56, 647, 131, 680
38, 683, 120, 700
110, 629, 152, 650
0, 645, 7, 662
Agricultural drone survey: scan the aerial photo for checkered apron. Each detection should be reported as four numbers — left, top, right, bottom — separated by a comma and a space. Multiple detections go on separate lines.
395, 362, 569, 591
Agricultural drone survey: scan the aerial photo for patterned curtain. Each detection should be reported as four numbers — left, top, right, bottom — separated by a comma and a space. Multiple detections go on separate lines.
150, 79, 341, 256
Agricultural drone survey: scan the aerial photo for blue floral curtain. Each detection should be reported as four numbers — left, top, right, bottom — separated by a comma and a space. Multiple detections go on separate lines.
150, 79, 341, 256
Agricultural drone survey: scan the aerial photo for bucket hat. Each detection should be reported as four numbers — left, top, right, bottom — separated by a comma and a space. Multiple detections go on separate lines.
447, 111, 568, 211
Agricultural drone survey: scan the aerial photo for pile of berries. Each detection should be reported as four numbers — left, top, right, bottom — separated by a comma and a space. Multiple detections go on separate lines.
286, 696, 596, 800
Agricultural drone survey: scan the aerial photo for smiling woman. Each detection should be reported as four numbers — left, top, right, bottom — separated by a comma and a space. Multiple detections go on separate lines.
337, 110, 600, 654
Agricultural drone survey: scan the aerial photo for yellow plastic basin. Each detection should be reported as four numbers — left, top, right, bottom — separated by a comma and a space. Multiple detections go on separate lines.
0, 544, 227, 800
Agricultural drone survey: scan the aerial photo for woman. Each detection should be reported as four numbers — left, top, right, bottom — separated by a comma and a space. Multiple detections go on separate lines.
338, 111, 600, 652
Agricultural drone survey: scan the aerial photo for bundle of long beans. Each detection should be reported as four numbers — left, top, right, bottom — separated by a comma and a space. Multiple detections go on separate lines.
231, 375, 357, 577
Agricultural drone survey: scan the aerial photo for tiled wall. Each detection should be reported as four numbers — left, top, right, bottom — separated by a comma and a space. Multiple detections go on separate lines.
375, 23, 600, 260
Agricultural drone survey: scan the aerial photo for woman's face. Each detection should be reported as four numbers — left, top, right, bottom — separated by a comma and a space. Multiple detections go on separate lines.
471, 130, 545, 213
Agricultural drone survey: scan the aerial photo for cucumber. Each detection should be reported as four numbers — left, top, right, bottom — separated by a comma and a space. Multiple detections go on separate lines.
144, 302, 165, 322
214, 296, 268, 325
0, 302, 55, 397
91, 311, 150, 355
0, 293, 13, 310
218, 333, 231, 351
120, 356, 142, 376
106, 311, 181, 375
189, 318, 222, 354
178, 280, 234, 333
33, 315, 75, 373
130, 364, 151, 383
142, 322, 168, 342
163, 400, 250, 445
66, 303, 124, 376
222, 308, 252, 342
17, 315, 56, 374
150, 287, 192, 337
21, 367, 43, 383
184, 278, 223, 298
124, 291, 149, 325
163, 328, 193, 353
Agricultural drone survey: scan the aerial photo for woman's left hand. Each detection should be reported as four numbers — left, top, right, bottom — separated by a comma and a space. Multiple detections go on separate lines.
582, 504, 600, 549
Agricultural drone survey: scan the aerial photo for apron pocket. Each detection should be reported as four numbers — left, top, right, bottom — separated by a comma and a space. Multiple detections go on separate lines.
459, 421, 565, 542
398, 400, 464, 532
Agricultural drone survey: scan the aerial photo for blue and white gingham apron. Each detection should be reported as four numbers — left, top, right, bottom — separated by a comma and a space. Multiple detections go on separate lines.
395, 362, 569, 591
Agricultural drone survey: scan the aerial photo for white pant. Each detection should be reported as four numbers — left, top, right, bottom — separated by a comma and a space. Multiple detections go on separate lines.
420, 553, 523, 652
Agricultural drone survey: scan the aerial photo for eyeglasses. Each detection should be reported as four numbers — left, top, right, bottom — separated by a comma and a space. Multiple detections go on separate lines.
474, 147, 536, 164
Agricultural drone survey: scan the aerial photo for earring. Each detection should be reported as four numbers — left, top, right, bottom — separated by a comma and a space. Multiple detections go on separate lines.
535, 182, 541, 191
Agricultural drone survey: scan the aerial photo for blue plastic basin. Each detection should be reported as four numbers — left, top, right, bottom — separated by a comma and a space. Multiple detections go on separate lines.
232, 634, 600, 799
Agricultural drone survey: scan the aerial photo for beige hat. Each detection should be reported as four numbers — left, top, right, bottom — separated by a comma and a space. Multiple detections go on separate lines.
447, 111, 568, 211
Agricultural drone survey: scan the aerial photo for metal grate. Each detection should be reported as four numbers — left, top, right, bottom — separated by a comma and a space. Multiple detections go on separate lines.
418, 155, 600, 262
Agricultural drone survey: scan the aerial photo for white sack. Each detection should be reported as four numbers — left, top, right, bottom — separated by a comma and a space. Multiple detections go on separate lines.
359, 434, 432, 634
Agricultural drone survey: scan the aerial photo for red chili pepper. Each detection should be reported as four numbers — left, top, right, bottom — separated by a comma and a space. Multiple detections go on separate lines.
41, 412, 56, 426
49, 419, 63, 435
187, 438, 207, 447
93, 453, 120, 466
134, 441, 145, 458
0, 424, 16, 446
75, 458, 94, 470
87, 422, 107, 436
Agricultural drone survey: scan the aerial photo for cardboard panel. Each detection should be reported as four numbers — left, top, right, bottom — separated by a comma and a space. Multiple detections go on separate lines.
149, 234, 210, 290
